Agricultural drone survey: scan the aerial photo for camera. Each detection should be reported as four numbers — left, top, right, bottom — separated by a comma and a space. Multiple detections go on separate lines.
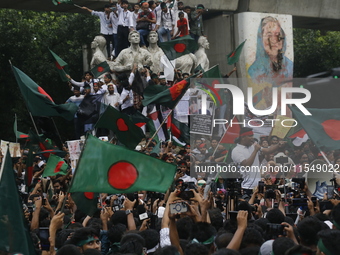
169, 202, 188, 214
265, 185, 278, 199
178, 182, 196, 200
275, 156, 288, 165
266, 223, 286, 239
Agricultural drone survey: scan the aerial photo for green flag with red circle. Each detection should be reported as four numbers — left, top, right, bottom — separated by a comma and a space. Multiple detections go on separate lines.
226, 40, 246, 65
71, 192, 99, 216
159, 35, 197, 60
94, 105, 145, 150
90, 61, 111, 79
12, 66, 78, 121
290, 106, 340, 151
70, 135, 177, 194
42, 154, 68, 178
48, 48, 70, 82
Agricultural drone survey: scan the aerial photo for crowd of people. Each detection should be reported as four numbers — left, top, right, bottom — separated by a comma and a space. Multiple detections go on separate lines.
82, 0, 206, 59
3, 1, 340, 255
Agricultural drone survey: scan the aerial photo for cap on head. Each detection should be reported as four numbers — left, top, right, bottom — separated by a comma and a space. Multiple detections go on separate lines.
239, 127, 253, 137
197, 4, 205, 9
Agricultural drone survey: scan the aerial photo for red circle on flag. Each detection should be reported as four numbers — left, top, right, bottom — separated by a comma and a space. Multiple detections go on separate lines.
211, 80, 220, 86
322, 119, 340, 140
38, 86, 54, 102
107, 161, 138, 190
117, 118, 129, 131
174, 43, 186, 53
84, 192, 94, 200
97, 66, 104, 72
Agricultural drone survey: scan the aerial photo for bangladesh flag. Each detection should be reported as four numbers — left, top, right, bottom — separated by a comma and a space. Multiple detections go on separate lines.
290, 106, 340, 151
159, 35, 197, 60
70, 135, 177, 193
12, 66, 78, 121
169, 116, 190, 145
95, 105, 145, 150
0, 149, 37, 255
220, 116, 241, 144
48, 48, 69, 82
129, 111, 149, 128
142, 79, 189, 109
71, 192, 99, 216
52, 0, 73, 5
226, 40, 246, 65
42, 154, 68, 178
90, 61, 111, 79
14, 115, 28, 139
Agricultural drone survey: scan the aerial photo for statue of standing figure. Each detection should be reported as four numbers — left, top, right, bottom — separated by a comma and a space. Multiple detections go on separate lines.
195, 36, 210, 71
147, 31, 164, 74
111, 31, 152, 72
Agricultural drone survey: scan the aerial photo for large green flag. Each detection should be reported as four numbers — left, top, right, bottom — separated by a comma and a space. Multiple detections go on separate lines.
49, 48, 70, 82
90, 61, 111, 78
71, 192, 99, 216
95, 105, 145, 150
70, 135, 177, 193
142, 79, 189, 109
159, 35, 197, 60
0, 148, 37, 255
14, 114, 28, 139
12, 66, 78, 121
290, 106, 340, 151
42, 154, 68, 177
226, 40, 246, 65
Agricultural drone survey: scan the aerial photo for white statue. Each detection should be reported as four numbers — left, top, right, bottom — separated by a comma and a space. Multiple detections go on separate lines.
90, 35, 109, 68
90, 35, 117, 74
195, 36, 210, 71
175, 53, 197, 74
147, 31, 164, 74
111, 31, 152, 72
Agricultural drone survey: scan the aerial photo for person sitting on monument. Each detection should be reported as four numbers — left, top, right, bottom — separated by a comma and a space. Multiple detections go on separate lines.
136, 2, 156, 48
172, 12, 189, 39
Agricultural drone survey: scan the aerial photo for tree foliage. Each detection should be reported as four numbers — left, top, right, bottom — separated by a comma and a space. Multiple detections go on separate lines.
293, 28, 340, 77
0, 9, 99, 143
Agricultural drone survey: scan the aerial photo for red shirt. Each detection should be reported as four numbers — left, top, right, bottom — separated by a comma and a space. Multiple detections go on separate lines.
177, 18, 189, 37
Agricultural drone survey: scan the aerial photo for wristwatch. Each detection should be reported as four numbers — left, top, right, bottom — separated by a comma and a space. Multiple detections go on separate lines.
125, 209, 132, 215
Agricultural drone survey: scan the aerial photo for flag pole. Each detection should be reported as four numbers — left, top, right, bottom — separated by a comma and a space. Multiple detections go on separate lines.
50, 117, 64, 148
15, 114, 18, 143
145, 109, 173, 148
212, 116, 234, 157
28, 112, 40, 136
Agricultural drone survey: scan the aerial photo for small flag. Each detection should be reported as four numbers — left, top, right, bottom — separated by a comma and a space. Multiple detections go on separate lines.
48, 48, 70, 82
52, 0, 73, 5
42, 154, 68, 177
159, 35, 197, 60
226, 40, 246, 65
90, 61, 111, 79
14, 115, 28, 139
94, 105, 145, 150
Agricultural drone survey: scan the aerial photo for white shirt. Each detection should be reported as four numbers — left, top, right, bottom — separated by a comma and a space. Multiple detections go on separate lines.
156, 9, 175, 30
110, 11, 119, 34
91, 11, 113, 35
119, 88, 134, 110
117, 4, 133, 27
104, 93, 120, 109
231, 144, 262, 189
130, 11, 139, 29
